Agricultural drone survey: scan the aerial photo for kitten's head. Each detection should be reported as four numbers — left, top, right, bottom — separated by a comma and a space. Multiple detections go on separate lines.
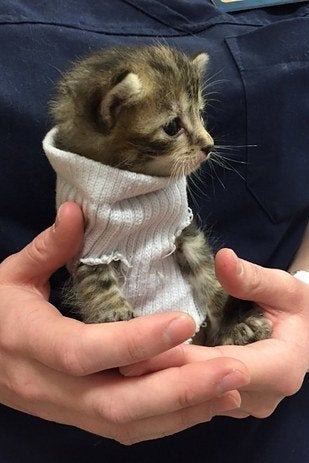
51, 45, 214, 178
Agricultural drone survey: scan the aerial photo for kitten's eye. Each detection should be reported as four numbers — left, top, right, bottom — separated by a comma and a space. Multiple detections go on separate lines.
163, 117, 183, 137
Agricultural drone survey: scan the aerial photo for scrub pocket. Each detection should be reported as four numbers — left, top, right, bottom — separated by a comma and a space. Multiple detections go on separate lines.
226, 18, 309, 223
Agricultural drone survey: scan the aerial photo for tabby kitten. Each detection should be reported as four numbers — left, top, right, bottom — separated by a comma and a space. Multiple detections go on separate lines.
48, 45, 271, 346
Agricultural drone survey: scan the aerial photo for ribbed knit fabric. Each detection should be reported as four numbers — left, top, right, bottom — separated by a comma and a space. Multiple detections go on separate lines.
43, 127, 207, 330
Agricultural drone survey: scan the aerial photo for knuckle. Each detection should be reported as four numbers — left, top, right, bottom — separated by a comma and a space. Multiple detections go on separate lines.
8, 369, 42, 404
55, 326, 94, 377
178, 384, 196, 409
123, 328, 148, 364
277, 377, 303, 397
98, 396, 134, 426
57, 340, 87, 377
179, 407, 210, 430
250, 405, 276, 419
28, 233, 48, 261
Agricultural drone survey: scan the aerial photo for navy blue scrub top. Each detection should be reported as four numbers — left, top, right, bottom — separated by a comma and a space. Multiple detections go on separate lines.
0, 1, 309, 462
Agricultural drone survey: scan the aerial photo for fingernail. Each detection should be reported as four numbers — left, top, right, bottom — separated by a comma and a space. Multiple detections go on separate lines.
217, 370, 249, 395
164, 315, 196, 344
212, 392, 242, 414
120, 364, 143, 377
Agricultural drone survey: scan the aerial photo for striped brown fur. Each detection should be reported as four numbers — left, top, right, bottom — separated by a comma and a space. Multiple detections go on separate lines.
52, 45, 271, 345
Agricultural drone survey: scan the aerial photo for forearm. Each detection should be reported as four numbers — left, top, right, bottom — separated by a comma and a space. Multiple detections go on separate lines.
289, 222, 309, 273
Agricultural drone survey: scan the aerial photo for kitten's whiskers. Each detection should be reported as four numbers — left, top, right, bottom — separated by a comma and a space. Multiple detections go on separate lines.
208, 143, 251, 183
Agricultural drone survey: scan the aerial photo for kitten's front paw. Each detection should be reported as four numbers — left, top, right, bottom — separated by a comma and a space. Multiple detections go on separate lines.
100, 305, 135, 322
219, 313, 272, 346
83, 300, 134, 323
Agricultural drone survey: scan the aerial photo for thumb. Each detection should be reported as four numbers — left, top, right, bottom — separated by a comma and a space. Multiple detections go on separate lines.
1, 202, 84, 285
215, 248, 306, 313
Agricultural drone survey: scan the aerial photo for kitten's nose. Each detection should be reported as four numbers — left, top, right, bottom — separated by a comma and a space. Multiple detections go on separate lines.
201, 143, 214, 158
196, 129, 214, 158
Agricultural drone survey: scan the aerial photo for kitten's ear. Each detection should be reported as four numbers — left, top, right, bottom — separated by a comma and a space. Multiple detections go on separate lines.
192, 53, 209, 75
100, 72, 142, 130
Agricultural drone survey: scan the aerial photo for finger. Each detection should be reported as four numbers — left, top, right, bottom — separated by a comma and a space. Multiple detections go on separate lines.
1, 353, 242, 444
233, 390, 282, 419
1, 202, 84, 285
107, 391, 242, 445
121, 344, 191, 376
88, 359, 249, 424
215, 248, 306, 313
11, 301, 197, 375
3, 353, 242, 443
121, 343, 242, 378
129, 340, 305, 399
120, 341, 287, 393
121, 337, 306, 421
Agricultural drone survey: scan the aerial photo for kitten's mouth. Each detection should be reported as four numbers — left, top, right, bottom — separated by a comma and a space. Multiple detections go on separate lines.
170, 163, 196, 178
184, 151, 208, 175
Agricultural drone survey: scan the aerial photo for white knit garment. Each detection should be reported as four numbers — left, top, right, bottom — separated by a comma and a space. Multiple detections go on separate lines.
43, 128, 207, 330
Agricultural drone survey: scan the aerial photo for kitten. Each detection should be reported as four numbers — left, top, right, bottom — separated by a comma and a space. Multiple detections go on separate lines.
48, 45, 271, 345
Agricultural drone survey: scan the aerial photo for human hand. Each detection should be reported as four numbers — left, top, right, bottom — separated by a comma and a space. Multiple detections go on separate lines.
122, 248, 309, 419
0, 205, 250, 444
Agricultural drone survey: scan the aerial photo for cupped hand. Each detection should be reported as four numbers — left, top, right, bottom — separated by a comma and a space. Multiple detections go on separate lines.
122, 248, 309, 420
0, 205, 250, 444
